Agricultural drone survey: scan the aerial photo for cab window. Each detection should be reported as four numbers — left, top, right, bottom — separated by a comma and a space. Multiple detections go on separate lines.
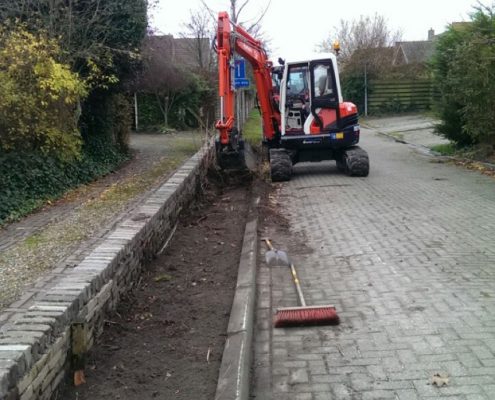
287, 66, 308, 97
313, 64, 336, 101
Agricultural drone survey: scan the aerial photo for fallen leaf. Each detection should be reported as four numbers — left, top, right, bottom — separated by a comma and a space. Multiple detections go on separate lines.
74, 370, 86, 386
154, 274, 172, 282
431, 372, 449, 387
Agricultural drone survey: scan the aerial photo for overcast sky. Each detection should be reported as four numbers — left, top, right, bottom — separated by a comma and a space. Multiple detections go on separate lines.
150, 0, 488, 60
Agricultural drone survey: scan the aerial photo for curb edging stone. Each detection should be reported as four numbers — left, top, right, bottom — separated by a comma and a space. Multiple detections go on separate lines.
215, 198, 259, 400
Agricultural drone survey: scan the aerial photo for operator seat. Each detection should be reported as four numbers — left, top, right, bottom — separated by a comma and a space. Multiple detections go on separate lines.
317, 76, 327, 98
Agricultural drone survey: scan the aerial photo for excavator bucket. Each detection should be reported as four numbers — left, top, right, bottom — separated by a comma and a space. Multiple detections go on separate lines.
217, 153, 246, 170
215, 126, 246, 170
216, 144, 246, 170
215, 137, 256, 171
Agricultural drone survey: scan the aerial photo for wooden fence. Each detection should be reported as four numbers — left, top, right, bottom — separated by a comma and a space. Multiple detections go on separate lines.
368, 79, 436, 114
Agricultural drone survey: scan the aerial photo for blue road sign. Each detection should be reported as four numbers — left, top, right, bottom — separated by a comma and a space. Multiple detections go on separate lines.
234, 78, 250, 88
234, 59, 246, 79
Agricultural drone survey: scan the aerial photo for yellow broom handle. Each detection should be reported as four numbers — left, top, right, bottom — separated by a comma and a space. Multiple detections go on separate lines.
290, 263, 307, 307
263, 238, 275, 251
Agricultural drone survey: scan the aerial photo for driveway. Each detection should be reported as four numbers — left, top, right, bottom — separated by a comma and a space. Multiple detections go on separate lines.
254, 119, 495, 399
364, 114, 449, 148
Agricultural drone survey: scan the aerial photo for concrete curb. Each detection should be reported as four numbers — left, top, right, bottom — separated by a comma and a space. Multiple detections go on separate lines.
361, 122, 443, 157
363, 122, 495, 171
215, 196, 259, 400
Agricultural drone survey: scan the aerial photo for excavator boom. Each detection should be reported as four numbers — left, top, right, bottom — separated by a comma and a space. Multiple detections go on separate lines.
215, 12, 280, 169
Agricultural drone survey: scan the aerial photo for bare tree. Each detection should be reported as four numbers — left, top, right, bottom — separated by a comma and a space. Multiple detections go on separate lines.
318, 14, 402, 72
180, 7, 215, 72
137, 36, 194, 127
199, 0, 270, 38
0, 0, 147, 81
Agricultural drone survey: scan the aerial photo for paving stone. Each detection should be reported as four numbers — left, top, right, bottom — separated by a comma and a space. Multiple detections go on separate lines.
289, 368, 309, 384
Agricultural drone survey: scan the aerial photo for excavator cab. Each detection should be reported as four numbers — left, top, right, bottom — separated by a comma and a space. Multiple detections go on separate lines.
283, 65, 310, 133
267, 54, 369, 180
280, 56, 343, 136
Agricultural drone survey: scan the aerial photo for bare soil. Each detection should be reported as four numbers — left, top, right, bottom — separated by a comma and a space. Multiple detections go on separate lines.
56, 171, 254, 400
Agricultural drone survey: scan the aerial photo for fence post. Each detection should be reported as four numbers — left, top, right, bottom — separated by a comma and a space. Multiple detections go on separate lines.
364, 63, 368, 117
134, 92, 139, 131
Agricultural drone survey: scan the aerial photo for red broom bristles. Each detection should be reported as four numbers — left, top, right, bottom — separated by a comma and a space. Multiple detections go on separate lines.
274, 305, 340, 328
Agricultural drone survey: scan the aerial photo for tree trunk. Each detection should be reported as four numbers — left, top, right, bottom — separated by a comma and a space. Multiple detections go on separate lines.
164, 96, 169, 126
155, 93, 168, 126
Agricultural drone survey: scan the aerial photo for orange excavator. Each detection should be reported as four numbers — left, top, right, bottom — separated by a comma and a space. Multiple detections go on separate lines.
215, 11, 369, 181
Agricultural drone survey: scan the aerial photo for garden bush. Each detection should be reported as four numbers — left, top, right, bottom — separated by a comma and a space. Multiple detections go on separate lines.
431, 4, 495, 148
0, 147, 129, 225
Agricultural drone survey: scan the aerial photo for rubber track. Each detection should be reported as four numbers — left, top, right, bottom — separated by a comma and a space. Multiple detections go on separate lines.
335, 156, 346, 173
345, 146, 369, 177
270, 149, 292, 182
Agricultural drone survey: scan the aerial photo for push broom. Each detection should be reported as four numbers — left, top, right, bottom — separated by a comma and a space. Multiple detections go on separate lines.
263, 239, 340, 328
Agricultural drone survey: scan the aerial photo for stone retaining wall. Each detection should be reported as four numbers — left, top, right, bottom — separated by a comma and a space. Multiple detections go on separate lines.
0, 146, 213, 400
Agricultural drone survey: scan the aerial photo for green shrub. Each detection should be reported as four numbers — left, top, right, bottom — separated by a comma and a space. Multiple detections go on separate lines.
242, 109, 262, 148
340, 73, 366, 112
431, 4, 495, 147
0, 148, 128, 225
137, 93, 164, 128
0, 24, 87, 161
430, 143, 457, 155
137, 72, 214, 130
0, 1, 147, 224
80, 91, 133, 154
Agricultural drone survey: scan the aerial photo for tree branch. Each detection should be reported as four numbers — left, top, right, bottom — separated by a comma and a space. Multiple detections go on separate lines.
245, 0, 271, 34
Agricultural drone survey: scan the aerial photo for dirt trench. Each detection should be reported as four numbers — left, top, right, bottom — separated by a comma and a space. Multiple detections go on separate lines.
56, 170, 259, 400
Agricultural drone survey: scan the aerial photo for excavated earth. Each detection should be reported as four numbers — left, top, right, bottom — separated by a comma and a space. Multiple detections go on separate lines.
56, 170, 261, 400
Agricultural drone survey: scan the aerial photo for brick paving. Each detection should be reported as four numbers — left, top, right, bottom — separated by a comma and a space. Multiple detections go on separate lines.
364, 115, 449, 148
254, 128, 495, 399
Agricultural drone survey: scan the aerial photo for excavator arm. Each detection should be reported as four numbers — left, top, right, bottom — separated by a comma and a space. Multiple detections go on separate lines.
215, 11, 280, 168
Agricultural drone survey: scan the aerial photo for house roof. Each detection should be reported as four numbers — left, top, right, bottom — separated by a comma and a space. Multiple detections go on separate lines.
144, 34, 211, 69
350, 47, 395, 62
343, 46, 395, 74
393, 40, 435, 65
450, 21, 471, 31
173, 37, 212, 68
